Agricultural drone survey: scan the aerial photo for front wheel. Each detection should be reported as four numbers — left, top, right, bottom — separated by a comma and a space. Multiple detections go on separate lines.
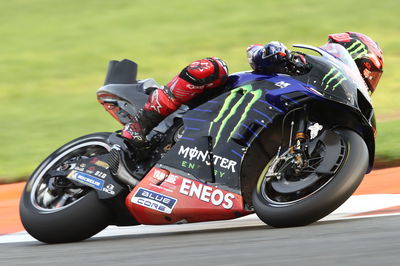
20, 132, 114, 243
252, 128, 369, 227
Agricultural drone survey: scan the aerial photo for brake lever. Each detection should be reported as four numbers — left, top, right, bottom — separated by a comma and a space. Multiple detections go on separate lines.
286, 53, 311, 75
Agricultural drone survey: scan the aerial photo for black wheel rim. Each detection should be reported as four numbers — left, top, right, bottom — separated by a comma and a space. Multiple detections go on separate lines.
30, 141, 111, 212
259, 130, 348, 206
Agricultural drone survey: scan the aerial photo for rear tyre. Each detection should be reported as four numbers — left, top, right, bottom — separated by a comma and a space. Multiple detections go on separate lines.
20, 133, 113, 243
252, 128, 368, 227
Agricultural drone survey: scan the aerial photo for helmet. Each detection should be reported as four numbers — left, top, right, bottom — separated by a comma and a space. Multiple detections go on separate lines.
327, 32, 383, 93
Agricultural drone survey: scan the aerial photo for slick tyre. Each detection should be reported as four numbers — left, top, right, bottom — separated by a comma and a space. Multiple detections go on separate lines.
20, 133, 113, 243
252, 129, 369, 228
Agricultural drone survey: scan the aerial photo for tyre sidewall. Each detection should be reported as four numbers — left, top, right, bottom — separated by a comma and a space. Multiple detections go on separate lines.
20, 132, 113, 243
252, 129, 369, 227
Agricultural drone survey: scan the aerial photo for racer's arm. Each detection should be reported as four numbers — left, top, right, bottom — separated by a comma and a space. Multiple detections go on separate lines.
247, 41, 289, 73
247, 42, 310, 75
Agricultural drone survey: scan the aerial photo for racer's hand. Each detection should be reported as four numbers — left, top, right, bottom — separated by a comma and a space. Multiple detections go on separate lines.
247, 41, 291, 72
262, 41, 291, 63
286, 52, 311, 75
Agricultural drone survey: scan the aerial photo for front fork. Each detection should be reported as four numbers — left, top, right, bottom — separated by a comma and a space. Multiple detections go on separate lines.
289, 107, 309, 171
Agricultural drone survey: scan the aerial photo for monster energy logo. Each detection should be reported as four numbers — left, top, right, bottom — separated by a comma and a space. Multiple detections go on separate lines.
347, 40, 368, 60
209, 85, 262, 147
322, 67, 347, 90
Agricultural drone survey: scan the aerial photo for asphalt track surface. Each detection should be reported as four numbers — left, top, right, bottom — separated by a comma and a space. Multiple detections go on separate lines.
1, 167, 400, 265
1, 215, 400, 266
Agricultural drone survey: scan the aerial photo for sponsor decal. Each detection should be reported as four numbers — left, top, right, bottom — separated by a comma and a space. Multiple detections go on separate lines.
275, 81, 291, 88
180, 179, 235, 209
150, 169, 179, 192
346, 40, 368, 60
181, 160, 227, 178
148, 89, 163, 113
67, 170, 104, 190
86, 166, 95, 174
305, 86, 323, 96
308, 123, 323, 139
102, 184, 115, 195
90, 158, 110, 169
153, 169, 169, 182
178, 145, 237, 173
186, 84, 206, 90
189, 60, 212, 72
165, 174, 178, 185
131, 188, 177, 214
93, 170, 107, 179
74, 166, 85, 172
152, 169, 177, 185
321, 67, 347, 90
209, 85, 262, 146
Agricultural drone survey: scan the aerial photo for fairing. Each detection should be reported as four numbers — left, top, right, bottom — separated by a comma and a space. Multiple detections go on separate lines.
124, 45, 376, 224
155, 45, 375, 193
125, 167, 251, 224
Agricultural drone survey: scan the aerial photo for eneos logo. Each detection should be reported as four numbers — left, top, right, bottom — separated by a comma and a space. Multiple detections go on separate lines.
179, 178, 235, 209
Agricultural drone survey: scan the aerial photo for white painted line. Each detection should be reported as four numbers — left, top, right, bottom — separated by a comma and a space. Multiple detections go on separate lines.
1, 194, 399, 244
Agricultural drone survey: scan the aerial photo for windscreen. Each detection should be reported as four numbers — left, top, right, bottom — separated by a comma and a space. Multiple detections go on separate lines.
319, 43, 371, 100
292, 43, 371, 107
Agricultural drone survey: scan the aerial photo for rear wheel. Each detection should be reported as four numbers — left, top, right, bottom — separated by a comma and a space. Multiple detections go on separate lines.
252, 128, 368, 227
20, 133, 113, 243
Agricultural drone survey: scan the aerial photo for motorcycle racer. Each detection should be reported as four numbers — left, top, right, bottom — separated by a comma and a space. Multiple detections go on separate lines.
322, 32, 384, 93
122, 41, 290, 147
121, 32, 383, 148
23, 33, 384, 243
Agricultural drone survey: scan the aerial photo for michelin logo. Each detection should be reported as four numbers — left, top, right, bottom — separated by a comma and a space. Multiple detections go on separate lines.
131, 188, 177, 214
67, 170, 105, 190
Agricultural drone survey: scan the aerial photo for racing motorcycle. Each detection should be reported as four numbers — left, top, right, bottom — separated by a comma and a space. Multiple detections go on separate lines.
20, 43, 376, 243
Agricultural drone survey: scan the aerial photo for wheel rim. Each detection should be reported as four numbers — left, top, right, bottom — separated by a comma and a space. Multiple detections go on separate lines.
259, 130, 348, 206
30, 141, 111, 213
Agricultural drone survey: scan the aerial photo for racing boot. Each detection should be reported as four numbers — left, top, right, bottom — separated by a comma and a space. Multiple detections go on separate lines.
121, 108, 164, 148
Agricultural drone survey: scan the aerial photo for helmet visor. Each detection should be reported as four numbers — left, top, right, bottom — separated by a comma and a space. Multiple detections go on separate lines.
366, 69, 382, 93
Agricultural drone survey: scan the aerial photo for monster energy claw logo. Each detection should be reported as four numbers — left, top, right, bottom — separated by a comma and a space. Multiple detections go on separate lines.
347, 40, 368, 60
322, 68, 347, 91
209, 85, 262, 147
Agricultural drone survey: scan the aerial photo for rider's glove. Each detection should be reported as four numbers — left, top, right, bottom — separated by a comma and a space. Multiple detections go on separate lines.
247, 41, 290, 73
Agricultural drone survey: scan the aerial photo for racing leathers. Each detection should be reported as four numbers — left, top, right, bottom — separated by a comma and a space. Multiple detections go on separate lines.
122, 41, 290, 147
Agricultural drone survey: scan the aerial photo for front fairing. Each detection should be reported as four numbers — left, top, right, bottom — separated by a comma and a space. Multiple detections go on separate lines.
293, 44, 371, 108
229, 44, 372, 112
157, 45, 376, 193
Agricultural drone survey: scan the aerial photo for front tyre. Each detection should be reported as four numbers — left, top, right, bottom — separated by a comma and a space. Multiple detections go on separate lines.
20, 133, 113, 243
252, 128, 369, 227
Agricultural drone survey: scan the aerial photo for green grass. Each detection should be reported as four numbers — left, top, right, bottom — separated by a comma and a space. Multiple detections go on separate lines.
1, 0, 400, 182
376, 120, 400, 160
